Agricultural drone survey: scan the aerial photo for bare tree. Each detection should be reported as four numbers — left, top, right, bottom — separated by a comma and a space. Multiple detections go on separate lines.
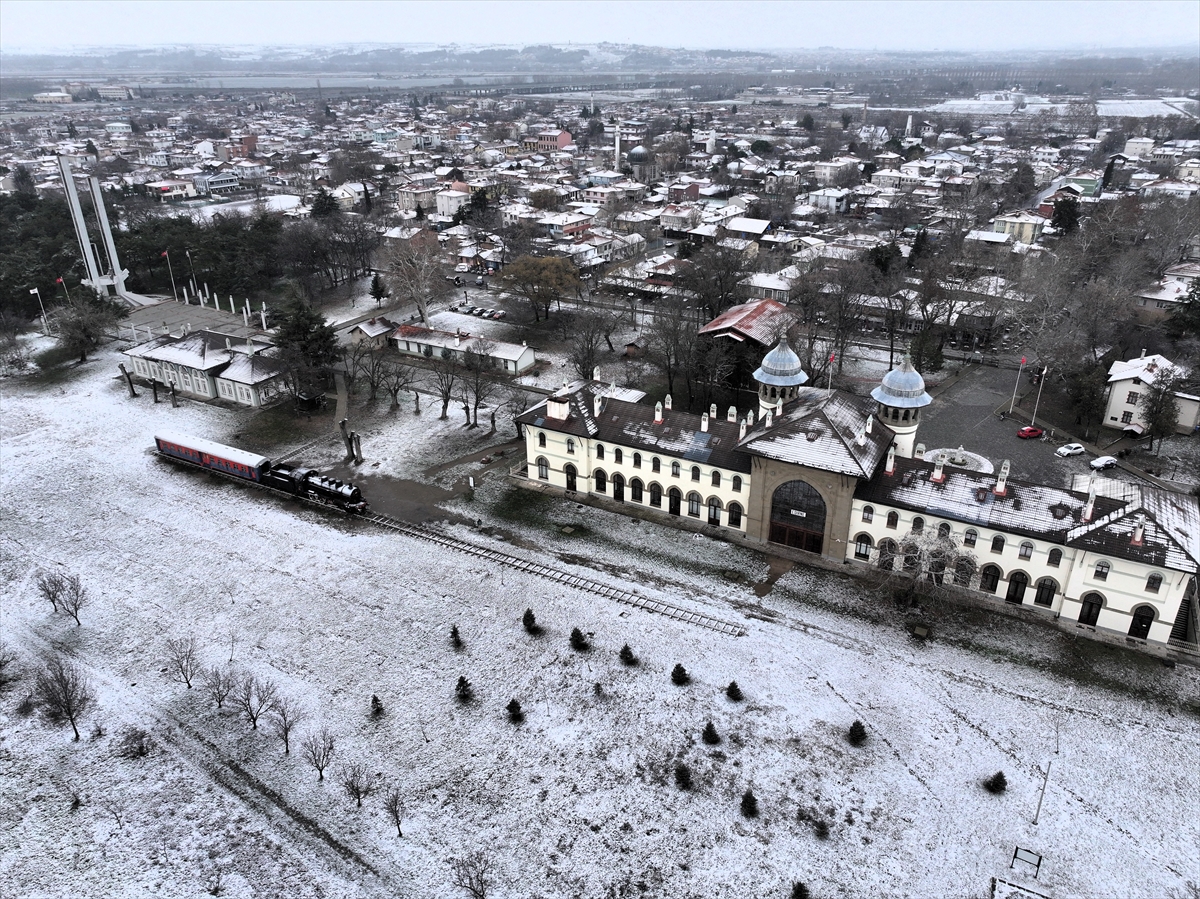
57, 575, 88, 626
567, 311, 608, 381
35, 655, 94, 741
233, 674, 278, 729
457, 338, 499, 429
165, 635, 201, 689
269, 695, 308, 754
202, 664, 236, 709
383, 786, 405, 836
302, 726, 336, 780
500, 386, 533, 439
36, 571, 66, 612
430, 347, 460, 420
450, 850, 496, 899
0, 641, 19, 691
338, 761, 375, 807
379, 358, 417, 411
386, 234, 452, 325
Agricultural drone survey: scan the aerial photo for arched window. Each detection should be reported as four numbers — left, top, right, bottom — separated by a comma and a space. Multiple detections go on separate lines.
1019, 541, 1034, 560
963, 529, 978, 548
537, 432, 546, 448
671, 461, 681, 477
691, 466, 701, 482
564, 464, 577, 492
652, 457, 661, 473
594, 469, 607, 492
649, 482, 663, 508
877, 539, 897, 571
937, 522, 951, 539
1005, 571, 1029, 604
630, 478, 644, 503
732, 476, 742, 493
991, 535, 1005, 554
1146, 573, 1162, 593
727, 502, 743, 528
854, 533, 873, 560
886, 511, 899, 529
687, 492, 701, 517
596, 444, 605, 461
980, 564, 1001, 593
711, 471, 721, 487
707, 497, 721, 526
1094, 561, 1110, 581
1035, 578, 1056, 606
1079, 592, 1103, 626
536, 456, 549, 480
566, 438, 575, 455
1129, 605, 1155, 639
912, 516, 925, 533
1047, 548, 1062, 568
633, 452, 642, 469
614, 448, 623, 464
862, 505, 875, 523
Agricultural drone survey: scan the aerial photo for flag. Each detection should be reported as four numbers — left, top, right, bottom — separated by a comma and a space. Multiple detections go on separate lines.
161, 250, 169, 257
1020, 357, 1026, 365
56, 277, 63, 284
829, 351, 836, 362
29, 288, 37, 295
1041, 366, 1048, 376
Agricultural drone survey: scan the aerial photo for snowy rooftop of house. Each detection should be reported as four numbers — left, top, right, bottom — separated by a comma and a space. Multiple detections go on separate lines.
739, 387, 893, 479
698, 298, 790, 346
392, 325, 531, 363
1107, 354, 1185, 386
350, 317, 397, 339
126, 329, 275, 373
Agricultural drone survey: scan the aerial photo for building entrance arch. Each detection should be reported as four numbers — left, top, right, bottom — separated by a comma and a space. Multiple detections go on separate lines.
668, 487, 681, 516
768, 480, 827, 554
612, 473, 625, 503
564, 464, 577, 492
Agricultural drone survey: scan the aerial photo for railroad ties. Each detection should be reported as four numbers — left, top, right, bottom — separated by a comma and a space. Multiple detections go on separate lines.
362, 514, 746, 638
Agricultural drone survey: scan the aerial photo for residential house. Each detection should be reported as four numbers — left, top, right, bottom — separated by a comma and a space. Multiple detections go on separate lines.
1103, 353, 1200, 435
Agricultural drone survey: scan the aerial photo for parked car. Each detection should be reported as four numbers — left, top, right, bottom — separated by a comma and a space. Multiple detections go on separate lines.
1055, 443, 1085, 457
1090, 456, 1120, 471
475, 277, 486, 287
1017, 426, 1044, 439
454, 263, 471, 273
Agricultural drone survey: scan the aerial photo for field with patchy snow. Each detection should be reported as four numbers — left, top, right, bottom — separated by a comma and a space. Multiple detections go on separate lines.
2, 346, 1199, 899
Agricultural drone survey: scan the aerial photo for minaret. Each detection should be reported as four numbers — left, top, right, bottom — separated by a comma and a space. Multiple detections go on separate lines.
870, 353, 932, 459
752, 335, 808, 417
614, 118, 621, 168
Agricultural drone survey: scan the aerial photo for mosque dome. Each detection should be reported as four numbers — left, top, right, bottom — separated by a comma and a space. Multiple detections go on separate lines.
753, 335, 809, 387
870, 354, 932, 408
627, 145, 650, 163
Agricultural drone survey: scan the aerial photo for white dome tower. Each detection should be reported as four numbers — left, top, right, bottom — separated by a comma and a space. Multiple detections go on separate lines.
752, 335, 808, 416
871, 354, 932, 458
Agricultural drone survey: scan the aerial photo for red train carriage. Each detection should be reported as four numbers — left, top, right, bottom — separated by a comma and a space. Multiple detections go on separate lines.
154, 431, 270, 482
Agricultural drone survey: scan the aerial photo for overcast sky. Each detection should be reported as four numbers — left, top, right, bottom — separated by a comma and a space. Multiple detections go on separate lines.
2, 0, 1197, 53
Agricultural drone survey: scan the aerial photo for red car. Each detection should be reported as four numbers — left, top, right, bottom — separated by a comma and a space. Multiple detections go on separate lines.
1017, 426, 1044, 439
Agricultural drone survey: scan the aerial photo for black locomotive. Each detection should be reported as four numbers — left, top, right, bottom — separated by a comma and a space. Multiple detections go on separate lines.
155, 431, 369, 514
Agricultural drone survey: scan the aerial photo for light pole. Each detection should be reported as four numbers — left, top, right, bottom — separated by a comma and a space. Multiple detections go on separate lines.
1008, 355, 1027, 414
28, 287, 48, 334
185, 248, 198, 296
1031, 366, 1048, 429
161, 249, 179, 302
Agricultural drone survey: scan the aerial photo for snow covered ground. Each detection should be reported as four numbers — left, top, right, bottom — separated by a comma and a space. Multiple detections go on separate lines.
2, 346, 1199, 899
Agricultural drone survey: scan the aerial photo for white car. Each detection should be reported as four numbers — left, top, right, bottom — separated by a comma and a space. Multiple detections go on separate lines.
454, 263, 471, 273
1055, 443, 1085, 457
1089, 455, 1120, 471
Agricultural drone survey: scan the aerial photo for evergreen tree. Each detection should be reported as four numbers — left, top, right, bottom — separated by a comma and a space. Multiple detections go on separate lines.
569, 627, 589, 651
674, 763, 693, 790
506, 698, 524, 723
310, 187, 340, 218
450, 624, 463, 649
702, 721, 720, 745
455, 676, 473, 703
369, 272, 389, 308
671, 664, 690, 686
522, 608, 541, 634
984, 771, 1008, 794
740, 789, 759, 818
1051, 196, 1080, 234
726, 681, 744, 701
848, 720, 867, 746
1167, 279, 1200, 339
792, 883, 811, 899
619, 644, 638, 666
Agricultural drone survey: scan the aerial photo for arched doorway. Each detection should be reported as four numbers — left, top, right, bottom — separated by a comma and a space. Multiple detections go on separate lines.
1005, 571, 1029, 604
649, 482, 662, 508
612, 473, 625, 503
877, 538, 897, 571
768, 480, 827, 554
1079, 592, 1103, 626
980, 564, 1001, 594
668, 487, 681, 516
1129, 605, 1155, 639
564, 464, 577, 492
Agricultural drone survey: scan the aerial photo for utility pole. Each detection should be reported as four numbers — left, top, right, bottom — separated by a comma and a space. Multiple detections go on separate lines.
1008, 356, 1027, 414
1031, 367, 1049, 428
1033, 760, 1052, 825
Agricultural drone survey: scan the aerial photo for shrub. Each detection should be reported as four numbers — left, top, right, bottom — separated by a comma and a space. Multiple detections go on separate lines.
792, 883, 811, 899
522, 608, 542, 635
847, 719, 867, 746
506, 698, 524, 723
674, 762, 693, 791
671, 664, 690, 686
450, 625, 463, 649
726, 680, 744, 701
618, 643, 638, 666
984, 771, 1007, 794
569, 628, 589, 651
371, 694, 384, 718
740, 789, 759, 818
702, 720, 720, 745
593, 681, 603, 696
117, 726, 154, 759
813, 819, 830, 840
455, 676, 473, 703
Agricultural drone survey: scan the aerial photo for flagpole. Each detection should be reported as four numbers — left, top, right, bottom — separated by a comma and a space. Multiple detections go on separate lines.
29, 288, 48, 334
827, 350, 835, 391
163, 250, 179, 302
1009, 356, 1027, 414
1031, 367, 1048, 428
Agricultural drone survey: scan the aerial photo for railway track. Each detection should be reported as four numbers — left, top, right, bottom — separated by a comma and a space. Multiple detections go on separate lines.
159, 452, 747, 638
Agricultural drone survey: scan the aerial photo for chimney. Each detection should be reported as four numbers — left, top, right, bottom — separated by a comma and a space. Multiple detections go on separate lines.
747, 407, 755, 425
727, 406, 737, 423
1140, 348, 1146, 359
1082, 480, 1097, 522
454, 334, 461, 348
1131, 513, 1145, 546
913, 443, 925, 460
654, 401, 664, 423
930, 452, 947, 484
865, 415, 873, 434
739, 419, 747, 441
546, 396, 569, 420
885, 444, 896, 475
592, 366, 600, 381
709, 403, 717, 418
593, 394, 603, 417
776, 399, 783, 417
225, 338, 232, 351
764, 409, 773, 428
664, 394, 672, 411
993, 459, 1010, 496
701, 412, 709, 432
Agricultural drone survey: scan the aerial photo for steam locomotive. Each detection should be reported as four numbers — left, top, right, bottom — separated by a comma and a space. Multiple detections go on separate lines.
154, 431, 369, 513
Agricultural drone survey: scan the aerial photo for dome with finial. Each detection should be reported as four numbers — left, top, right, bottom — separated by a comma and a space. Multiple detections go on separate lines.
753, 335, 809, 387
627, 145, 650, 163
871, 354, 932, 408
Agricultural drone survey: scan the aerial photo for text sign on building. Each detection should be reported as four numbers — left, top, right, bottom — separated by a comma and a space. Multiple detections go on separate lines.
790, 509, 807, 518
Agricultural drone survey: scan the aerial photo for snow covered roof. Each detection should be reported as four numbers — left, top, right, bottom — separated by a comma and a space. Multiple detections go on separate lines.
698, 298, 790, 346
126, 330, 274, 373
1107, 354, 1185, 386
739, 388, 894, 479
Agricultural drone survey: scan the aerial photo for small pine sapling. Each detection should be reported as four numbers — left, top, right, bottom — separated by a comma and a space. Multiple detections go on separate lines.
450, 625, 463, 650
455, 676, 473, 703
618, 643, 638, 666
847, 720, 867, 746
740, 789, 759, 818
671, 663, 690, 686
522, 608, 542, 635
569, 627, 590, 651
726, 680, 744, 701
791, 882, 811, 899
674, 762, 693, 791
506, 698, 524, 723
813, 819, 830, 840
702, 720, 720, 745
371, 694, 384, 718
984, 771, 1008, 794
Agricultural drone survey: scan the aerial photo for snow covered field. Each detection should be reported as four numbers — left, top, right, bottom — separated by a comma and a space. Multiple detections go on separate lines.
2, 348, 1199, 899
